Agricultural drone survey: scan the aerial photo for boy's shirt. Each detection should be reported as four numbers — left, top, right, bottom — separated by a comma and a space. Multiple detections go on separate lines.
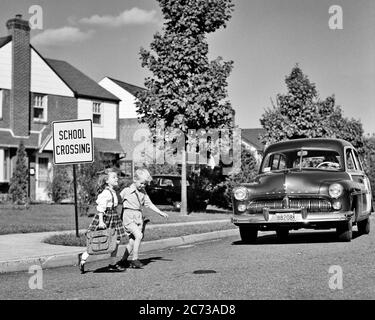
120, 183, 162, 214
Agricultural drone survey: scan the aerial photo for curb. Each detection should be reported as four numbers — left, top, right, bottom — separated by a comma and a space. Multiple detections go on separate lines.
0, 228, 238, 274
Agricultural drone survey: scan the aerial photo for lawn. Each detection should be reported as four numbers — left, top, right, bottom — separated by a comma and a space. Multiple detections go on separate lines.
0, 204, 232, 235
43, 222, 236, 247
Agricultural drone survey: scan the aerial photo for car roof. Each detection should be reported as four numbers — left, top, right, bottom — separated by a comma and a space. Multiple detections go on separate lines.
264, 138, 353, 154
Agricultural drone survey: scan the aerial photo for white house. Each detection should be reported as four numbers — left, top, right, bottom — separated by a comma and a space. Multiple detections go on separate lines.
98, 77, 149, 178
0, 15, 123, 201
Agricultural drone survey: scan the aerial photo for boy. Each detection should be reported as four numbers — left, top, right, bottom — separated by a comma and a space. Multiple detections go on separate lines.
117, 168, 168, 268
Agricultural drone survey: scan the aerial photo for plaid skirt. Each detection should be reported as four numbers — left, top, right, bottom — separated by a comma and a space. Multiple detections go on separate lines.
88, 207, 126, 238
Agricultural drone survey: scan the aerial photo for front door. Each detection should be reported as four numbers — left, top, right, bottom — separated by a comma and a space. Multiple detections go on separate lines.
36, 155, 51, 201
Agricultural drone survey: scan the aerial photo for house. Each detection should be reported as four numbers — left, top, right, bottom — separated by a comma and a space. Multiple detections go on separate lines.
0, 15, 123, 201
98, 77, 149, 178
240, 128, 266, 162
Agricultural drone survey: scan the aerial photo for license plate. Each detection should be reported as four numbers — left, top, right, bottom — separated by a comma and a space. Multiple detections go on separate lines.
275, 213, 296, 222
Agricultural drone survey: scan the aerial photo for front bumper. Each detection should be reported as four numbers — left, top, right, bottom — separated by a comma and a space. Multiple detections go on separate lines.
231, 208, 354, 230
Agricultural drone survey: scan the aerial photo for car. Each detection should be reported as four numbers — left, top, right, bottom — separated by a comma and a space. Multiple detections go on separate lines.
231, 138, 373, 243
146, 175, 209, 211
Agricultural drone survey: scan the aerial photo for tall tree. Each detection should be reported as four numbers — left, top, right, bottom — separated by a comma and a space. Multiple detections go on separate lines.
261, 65, 367, 154
260, 65, 336, 144
137, 0, 235, 215
9, 141, 29, 204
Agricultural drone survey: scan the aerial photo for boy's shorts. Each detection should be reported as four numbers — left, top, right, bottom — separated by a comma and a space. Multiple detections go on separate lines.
124, 222, 142, 240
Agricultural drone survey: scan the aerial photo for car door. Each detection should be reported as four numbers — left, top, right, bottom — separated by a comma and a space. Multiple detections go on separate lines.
160, 178, 175, 204
345, 148, 369, 218
147, 178, 163, 203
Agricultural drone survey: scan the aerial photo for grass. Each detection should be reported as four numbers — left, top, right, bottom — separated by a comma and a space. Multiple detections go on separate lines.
43, 222, 236, 247
0, 204, 232, 235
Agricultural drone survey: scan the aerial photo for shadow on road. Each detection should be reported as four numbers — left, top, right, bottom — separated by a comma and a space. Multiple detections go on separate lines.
139, 256, 173, 266
232, 230, 364, 245
90, 256, 173, 273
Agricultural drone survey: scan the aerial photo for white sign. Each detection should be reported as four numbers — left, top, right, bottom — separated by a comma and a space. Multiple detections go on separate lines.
52, 119, 94, 165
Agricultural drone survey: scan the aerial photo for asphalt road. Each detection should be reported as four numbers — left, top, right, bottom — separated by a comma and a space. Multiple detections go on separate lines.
1, 218, 375, 300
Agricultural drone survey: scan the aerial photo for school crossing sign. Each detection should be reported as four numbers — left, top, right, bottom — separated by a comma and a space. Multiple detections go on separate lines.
52, 119, 94, 165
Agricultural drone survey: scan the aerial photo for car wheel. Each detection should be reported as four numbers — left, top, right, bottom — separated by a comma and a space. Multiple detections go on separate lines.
336, 220, 352, 242
357, 217, 370, 235
276, 228, 289, 241
239, 226, 258, 244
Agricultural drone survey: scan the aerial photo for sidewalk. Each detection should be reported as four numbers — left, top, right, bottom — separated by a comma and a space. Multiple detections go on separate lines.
0, 219, 238, 274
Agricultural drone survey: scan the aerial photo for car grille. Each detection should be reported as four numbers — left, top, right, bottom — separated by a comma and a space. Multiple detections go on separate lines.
248, 198, 332, 213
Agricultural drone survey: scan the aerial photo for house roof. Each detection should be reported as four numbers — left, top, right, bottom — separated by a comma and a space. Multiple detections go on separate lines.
0, 35, 11, 48
0, 130, 39, 149
45, 58, 120, 102
241, 128, 266, 151
107, 77, 146, 97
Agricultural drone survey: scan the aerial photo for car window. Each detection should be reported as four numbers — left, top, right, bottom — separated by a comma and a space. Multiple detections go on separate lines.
352, 149, 363, 171
160, 178, 174, 186
346, 149, 357, 171
261, 149, 342, 173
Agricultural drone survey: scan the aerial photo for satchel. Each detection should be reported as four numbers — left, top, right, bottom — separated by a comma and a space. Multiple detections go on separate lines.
86, 227, 117, 255
86, 188, 117, 255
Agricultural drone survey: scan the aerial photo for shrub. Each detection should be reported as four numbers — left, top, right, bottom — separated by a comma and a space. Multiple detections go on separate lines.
48, 165, 73, 203
8, 141, 29, 204
211, 148, 259, 209
76, 147, 106, 215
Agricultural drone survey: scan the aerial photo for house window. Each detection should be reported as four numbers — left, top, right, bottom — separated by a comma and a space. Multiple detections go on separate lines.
33, 94, 48, 122
0, 148, 10, 182
93, 102, 102, 125
0, 89, 3, 119
120, 160, 133, 179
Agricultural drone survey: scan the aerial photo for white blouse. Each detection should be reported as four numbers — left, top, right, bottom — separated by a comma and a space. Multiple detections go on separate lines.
96, 188, 118, 212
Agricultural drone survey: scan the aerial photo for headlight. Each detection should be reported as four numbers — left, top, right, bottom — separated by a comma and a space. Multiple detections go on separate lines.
233, 186, 248, 201
329, 183, 344, 199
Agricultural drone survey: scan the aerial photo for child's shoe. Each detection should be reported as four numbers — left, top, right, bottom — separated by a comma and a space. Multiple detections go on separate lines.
108, 264, 126, 272
117, 248, 130, 267
79, 261, 85, 274
130, 259, 143, 269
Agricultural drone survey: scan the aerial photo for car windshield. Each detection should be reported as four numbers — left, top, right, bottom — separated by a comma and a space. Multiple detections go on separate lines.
261, 148, 342, 173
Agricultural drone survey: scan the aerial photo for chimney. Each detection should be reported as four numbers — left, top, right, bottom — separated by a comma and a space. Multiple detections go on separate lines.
7, 14, 31, 137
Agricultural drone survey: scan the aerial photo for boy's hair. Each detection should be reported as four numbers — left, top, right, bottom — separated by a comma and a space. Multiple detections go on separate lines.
97, 168, 117, 193
133, 168, 152, 183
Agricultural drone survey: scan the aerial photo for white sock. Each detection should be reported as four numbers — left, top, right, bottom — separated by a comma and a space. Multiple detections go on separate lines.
81, 251, 89, 263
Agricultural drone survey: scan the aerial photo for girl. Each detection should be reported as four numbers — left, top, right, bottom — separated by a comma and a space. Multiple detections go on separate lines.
79, 168, 126, 274
117, 168, 168, 268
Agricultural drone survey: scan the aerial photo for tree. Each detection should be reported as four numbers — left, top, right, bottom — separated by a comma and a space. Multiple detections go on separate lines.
260, 65, 337, 144
8, 141, 29, 204
261, 65, 368, 154
362, 135, 375, 198
328, 106, 366, 155
137, 0, 235, 215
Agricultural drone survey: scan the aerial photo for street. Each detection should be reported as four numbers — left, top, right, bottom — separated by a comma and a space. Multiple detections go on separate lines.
1, 217, 375, 300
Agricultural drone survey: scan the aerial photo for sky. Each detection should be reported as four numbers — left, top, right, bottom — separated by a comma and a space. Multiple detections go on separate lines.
1, 0, 374, 134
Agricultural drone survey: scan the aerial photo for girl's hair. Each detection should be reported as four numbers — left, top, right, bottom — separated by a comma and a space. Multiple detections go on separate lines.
97, 168, 117, 193
133, 168, 152, 183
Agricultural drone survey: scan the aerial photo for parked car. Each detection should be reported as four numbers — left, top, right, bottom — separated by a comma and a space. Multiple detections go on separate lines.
231, 138, 373, 242
146, 175, 209, 211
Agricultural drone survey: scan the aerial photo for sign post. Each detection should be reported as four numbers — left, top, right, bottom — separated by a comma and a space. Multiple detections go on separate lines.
52, 119, 94, 237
